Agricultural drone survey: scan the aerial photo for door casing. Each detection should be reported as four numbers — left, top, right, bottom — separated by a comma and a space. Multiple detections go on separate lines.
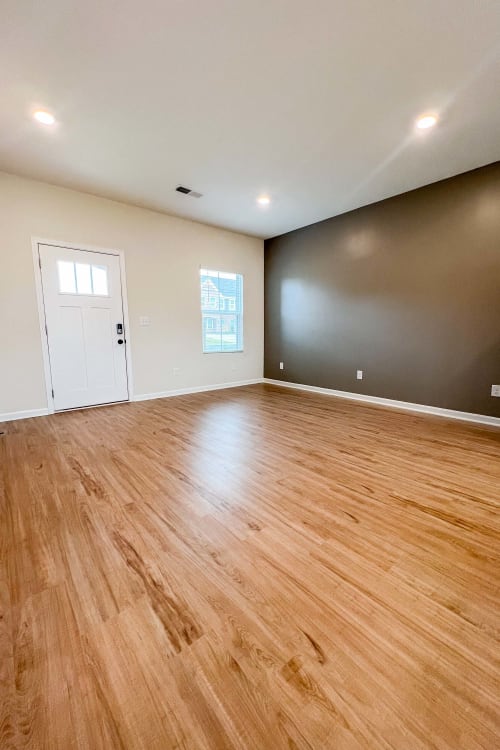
32, 237, 134, 413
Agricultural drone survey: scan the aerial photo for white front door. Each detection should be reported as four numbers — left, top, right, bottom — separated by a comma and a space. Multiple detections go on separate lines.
39, 243, 129, 410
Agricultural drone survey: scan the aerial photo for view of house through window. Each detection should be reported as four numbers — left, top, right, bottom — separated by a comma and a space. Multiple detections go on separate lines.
200, 269, 243, 352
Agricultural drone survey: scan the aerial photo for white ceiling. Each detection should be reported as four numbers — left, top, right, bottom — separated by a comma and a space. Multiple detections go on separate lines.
1, 1, 499, 239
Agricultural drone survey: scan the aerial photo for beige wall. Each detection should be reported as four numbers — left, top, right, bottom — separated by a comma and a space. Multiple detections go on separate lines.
0, 172, 263, 416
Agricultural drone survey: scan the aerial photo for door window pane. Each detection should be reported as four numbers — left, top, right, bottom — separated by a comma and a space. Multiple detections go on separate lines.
75, 263, 92, 294
57, 260, 109, 296
57, 261, 77, 294
91, 265, 108, 295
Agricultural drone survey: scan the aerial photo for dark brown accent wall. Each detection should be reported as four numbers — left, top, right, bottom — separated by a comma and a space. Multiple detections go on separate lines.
264, 162, 500, 417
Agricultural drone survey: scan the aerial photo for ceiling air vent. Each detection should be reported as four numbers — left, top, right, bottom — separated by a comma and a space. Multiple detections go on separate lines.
175, 185, 203, 198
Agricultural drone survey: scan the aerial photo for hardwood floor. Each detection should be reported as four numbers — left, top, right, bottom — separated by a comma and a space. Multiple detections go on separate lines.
1, 383, 499, 749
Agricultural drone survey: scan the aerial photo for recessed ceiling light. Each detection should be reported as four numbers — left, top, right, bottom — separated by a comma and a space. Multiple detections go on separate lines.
33, 110, 56, 126
257, 195, 271, 206
416, 114, 438, 130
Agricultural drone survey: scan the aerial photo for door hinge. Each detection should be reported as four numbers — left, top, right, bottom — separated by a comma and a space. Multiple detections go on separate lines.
45, 324, 48, 335
51, 389, 54, 398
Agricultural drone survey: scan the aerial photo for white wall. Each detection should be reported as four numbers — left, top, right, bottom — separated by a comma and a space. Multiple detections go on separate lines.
0, 171, 263, 417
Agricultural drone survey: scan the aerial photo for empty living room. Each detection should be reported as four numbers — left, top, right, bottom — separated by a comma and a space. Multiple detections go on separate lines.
1, 1, 499, 748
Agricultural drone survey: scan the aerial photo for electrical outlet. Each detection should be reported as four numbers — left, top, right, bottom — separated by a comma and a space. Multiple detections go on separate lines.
491, 385, 500, 397
279, 362, 284, 370
173, 367, 180, 376
357, 370, 363, 380
139, 315, 151, 326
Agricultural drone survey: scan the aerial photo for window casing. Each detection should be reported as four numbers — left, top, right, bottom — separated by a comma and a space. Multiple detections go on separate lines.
200, 269, 243, 353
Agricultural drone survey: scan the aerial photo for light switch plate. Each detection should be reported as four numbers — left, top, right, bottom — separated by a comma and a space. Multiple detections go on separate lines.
139, 316, 151, 326
491, 385, 500, 397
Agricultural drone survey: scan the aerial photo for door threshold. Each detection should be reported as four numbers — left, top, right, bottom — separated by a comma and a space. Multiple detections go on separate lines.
55, 399, 130, 414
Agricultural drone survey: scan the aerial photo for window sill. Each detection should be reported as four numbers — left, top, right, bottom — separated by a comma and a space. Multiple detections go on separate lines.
202, 350, 244, 354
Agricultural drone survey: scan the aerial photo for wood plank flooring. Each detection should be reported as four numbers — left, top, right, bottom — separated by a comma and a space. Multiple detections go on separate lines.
1, 383, 499, 749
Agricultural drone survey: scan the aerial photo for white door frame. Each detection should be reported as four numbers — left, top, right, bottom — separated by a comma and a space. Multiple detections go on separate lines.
32, 237, 134, 414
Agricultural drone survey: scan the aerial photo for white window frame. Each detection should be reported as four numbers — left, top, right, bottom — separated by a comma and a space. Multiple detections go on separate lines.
199, 268, 243, 353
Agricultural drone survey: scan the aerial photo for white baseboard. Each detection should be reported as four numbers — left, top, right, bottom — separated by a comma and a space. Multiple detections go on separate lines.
0, 407, 49, 424
133, 378, 263, 403
4, 380, 497, 429
263, 378, 500, 428
0, 380, 262, 424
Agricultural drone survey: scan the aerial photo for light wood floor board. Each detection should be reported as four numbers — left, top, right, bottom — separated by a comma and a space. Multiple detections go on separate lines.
1, 383, 499, 749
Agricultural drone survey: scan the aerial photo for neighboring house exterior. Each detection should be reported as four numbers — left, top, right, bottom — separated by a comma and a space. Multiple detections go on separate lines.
200, 276, 237, 333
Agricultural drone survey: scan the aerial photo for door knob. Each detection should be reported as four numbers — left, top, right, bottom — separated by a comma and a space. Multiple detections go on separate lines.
117, 338, 124, 345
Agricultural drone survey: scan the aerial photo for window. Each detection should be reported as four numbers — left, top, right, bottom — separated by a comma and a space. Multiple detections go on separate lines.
200, 269, 243, 353
57, 261, 109, 296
